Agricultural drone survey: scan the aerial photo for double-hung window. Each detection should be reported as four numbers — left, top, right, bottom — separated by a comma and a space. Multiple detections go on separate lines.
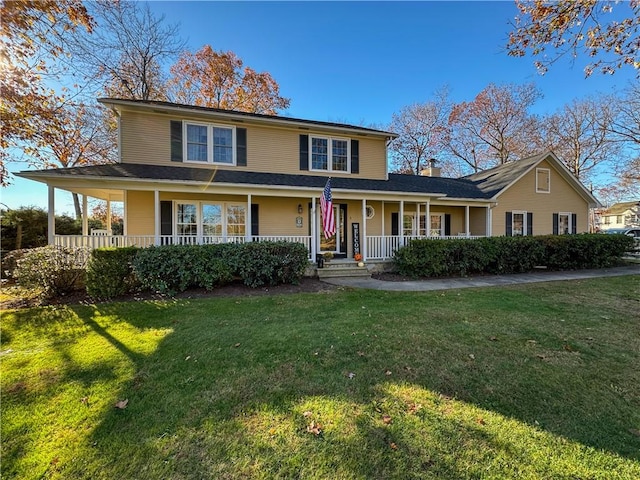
512, 211, 525, 236
184, 122, 235, 164
310, 136, 349, 172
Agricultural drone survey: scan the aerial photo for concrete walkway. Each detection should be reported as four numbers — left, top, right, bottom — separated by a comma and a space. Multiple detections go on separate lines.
321, 265, 640, 292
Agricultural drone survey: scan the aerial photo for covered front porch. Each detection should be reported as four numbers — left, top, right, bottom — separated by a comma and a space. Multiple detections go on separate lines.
46, 184, 493, 261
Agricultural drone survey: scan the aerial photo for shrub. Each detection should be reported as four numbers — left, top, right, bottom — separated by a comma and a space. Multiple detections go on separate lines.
394, 234, 633, 278
189, 244, 235, 290
131, 241, 308, 294
14, 246, 90, 297
132, 244, 196, 295
86, 247, 138, 300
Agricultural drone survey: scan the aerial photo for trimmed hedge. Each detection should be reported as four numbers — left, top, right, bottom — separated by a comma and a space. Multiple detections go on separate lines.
394, 234, 634, 278
85, 241, 309, 298
86, 247, 138, 300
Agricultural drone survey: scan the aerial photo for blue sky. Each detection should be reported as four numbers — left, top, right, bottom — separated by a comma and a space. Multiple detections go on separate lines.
3, 0, 636, 214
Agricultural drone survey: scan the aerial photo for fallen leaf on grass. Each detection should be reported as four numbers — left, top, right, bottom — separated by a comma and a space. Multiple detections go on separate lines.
347, 372, 356, 379
536, 354, 546, 360
385, 370, 392, 376
382, 415, 392, 425
489, 336, 498, 341
234, 343, 241, 348
389, 442, 398, 450
563, 344, 575, 352
115, 399, 128, 409
80, 396, 89, 406
306, 421, 322, 436
303, 411, 313, 418
477, 417, 486, 425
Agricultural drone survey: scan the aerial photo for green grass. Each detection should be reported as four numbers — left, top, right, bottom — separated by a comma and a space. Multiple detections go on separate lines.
1, 276, 639, 479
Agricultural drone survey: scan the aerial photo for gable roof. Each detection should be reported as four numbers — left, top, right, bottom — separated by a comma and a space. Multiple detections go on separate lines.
464, 151, 600, 207
17, 163, 490, 200
603, 201, 640, 215
98, 98, 398, 139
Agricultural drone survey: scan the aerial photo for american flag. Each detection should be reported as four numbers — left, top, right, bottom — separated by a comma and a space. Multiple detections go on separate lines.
320, 178, 336, 238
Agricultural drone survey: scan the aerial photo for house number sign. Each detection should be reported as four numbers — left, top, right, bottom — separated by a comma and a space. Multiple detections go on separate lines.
296, 216, 303, 228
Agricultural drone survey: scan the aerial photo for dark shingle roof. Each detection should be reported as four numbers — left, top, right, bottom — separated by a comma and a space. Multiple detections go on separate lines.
463, 152, 547, 197
21, 163, 491, 199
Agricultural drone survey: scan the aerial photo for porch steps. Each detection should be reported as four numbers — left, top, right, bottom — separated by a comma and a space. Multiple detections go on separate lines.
316, 260, 371, 279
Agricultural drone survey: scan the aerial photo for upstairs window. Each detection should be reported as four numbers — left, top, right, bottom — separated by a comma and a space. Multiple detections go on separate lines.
184, 122, 235, 165
536, 168, 550, 193
310, 136, 349, 172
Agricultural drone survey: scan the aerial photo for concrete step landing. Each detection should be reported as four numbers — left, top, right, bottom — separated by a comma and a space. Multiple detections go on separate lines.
316, 261, 371, 279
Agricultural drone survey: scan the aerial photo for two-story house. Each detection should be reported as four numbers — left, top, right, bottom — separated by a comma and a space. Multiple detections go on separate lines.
17, 98, 599, 263
599, 201, 640, 231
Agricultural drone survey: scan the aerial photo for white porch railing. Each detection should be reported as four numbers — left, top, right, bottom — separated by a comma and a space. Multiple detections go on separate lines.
54, 235, 314, 258
55, 234, 483, 261
366, 235, 485, 260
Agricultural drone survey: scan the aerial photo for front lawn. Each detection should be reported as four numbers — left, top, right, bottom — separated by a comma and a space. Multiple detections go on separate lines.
1, 276, 639, 479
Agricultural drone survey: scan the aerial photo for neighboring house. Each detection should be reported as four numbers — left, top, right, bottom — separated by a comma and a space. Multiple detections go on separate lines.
17, 98, 599, 262
599, 201, 640, 231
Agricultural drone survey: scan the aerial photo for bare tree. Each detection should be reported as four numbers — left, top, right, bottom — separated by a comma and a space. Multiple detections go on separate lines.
446, 83, 542, 173
542, 97, 618, 182
65, 0, 184, 100
388, 88, 451, 174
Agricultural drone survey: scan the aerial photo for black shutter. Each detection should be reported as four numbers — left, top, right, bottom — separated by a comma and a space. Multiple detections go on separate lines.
160, 201, 172, 235
299, 134, 309, 170
391, 212, 399, 236
553, 213, 559, 235
571, 213, 577, 234
506, 212, 512, 236
236, 128, 247, 166
444, 214, 451, 236
351, 139, 359, 174
251, 204, 259, 236
527, 212, 533, 236
170, 121, 182, 162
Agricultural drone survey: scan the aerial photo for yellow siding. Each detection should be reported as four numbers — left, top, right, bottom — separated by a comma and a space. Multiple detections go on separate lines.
119, 110, 388, 179
126, 190, 155, 235
492, 159, 589, 235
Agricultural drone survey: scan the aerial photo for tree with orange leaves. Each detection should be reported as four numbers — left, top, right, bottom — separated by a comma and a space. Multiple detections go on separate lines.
0, 0, 94, 185
507, 0, 640, 77
168, 45, 290, 114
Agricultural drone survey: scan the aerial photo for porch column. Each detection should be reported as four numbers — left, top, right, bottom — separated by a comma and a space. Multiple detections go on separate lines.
399, 200, 404, 246
486, 206, 492, 237
416, 203, 421, 236
310, 197, 317, 261
106, 198, 112, 234
426, 201, 431, 237
465, 205, 470, 237
154, 190, 160, 245
48, 185, 55, 245
361, 198, 367, 261
123, 191, 128, 236
82, 195, 88, 236
246, 193, 252, 242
